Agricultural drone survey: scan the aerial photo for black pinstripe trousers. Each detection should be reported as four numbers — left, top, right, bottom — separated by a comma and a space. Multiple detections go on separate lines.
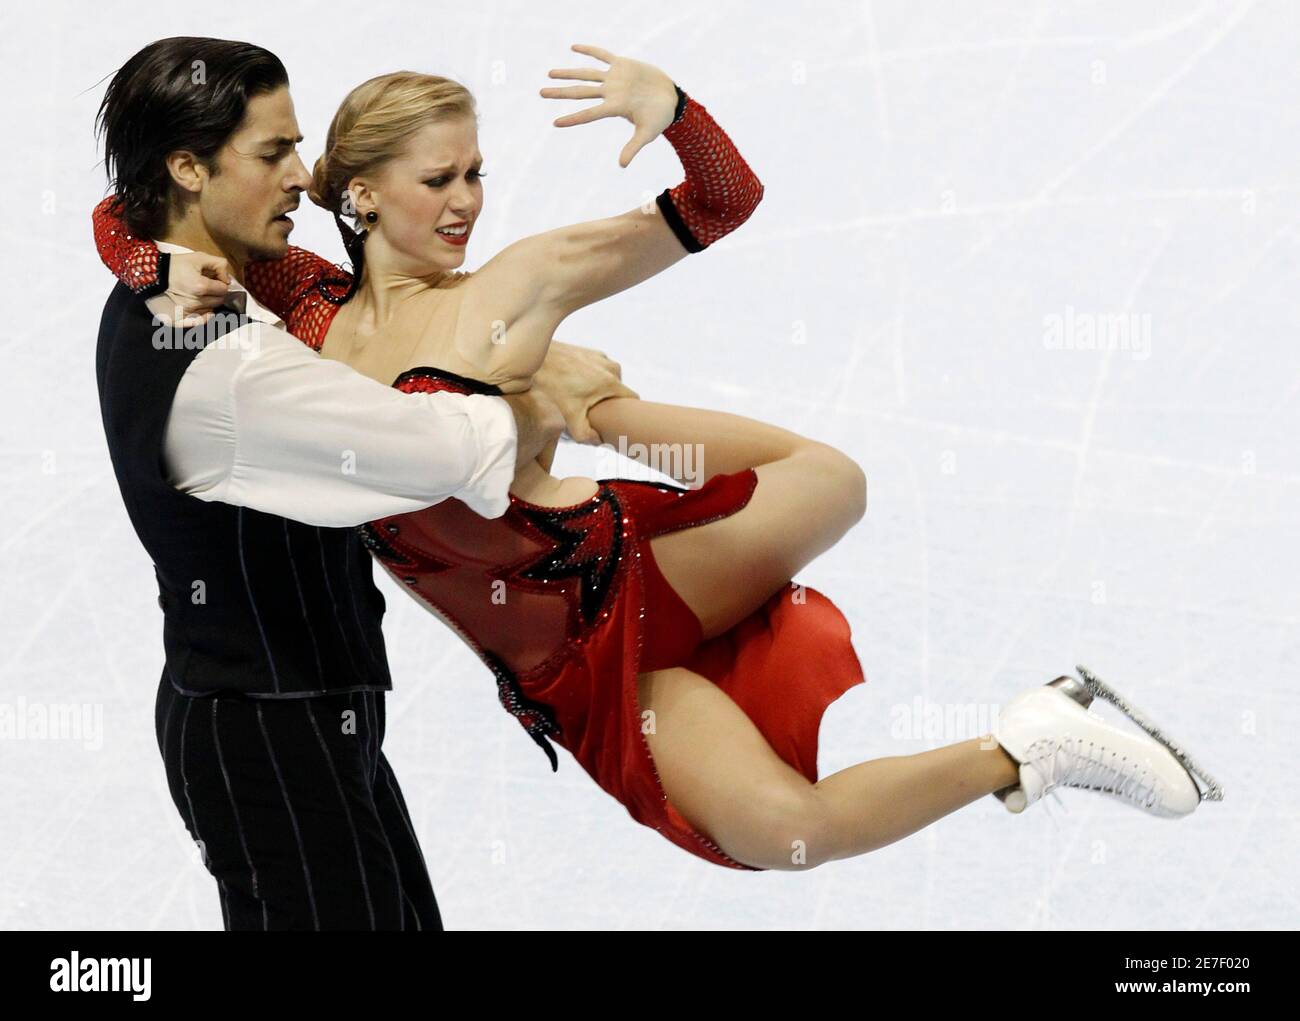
154, 668, 442, 930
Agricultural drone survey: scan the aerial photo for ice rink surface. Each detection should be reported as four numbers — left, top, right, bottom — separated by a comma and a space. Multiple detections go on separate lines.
2, 0, 1296, 929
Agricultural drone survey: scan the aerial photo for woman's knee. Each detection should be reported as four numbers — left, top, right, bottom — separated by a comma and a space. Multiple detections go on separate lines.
792, 443, 868, 525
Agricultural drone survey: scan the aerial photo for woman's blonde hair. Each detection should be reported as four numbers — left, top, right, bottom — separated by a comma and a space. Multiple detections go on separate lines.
309, 70, 477, 218
308, 71, 478, 291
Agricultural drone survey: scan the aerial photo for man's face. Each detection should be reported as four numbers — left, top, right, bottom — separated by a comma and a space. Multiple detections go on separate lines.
199, 85, 311, 264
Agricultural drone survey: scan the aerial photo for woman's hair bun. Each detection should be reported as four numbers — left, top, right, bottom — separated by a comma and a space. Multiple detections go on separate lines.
307, 153, 334, 212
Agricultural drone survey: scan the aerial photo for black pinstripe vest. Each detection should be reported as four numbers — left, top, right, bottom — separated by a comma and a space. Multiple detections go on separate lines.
95, 283, 392, 698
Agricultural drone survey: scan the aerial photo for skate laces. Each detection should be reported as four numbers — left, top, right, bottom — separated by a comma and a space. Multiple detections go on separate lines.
1025, 736, 1160, 812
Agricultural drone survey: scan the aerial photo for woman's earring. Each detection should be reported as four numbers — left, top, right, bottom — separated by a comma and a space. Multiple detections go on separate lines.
365, 210, 378, 224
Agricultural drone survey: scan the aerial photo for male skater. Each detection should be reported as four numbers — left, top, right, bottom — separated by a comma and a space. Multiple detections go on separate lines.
94, 36, 634, 929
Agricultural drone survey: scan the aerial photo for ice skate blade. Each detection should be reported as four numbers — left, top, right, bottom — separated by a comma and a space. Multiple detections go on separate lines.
1047, 674, 1093, 708
1075, 664, 1225, 803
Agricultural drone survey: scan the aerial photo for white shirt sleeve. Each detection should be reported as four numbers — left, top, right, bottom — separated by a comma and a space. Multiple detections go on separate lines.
161, 319, 518, 526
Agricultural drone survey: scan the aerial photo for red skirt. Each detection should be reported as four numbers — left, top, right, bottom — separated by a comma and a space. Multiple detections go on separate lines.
512, 468, 868, 870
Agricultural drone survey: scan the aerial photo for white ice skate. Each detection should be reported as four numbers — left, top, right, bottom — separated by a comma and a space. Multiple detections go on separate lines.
991, 666, 1224, 818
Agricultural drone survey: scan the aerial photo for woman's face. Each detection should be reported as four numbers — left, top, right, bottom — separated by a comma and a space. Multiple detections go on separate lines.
356, 115, 484, 274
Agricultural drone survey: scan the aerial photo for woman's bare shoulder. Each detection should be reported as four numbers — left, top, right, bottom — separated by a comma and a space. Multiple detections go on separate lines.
456, 235, 553, 314
436, 269, 475, 289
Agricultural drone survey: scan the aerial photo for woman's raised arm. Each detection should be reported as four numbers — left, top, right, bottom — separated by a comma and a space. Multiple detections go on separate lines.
465, 45, 763, 380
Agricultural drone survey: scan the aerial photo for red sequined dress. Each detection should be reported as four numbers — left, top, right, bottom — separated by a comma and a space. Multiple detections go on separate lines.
93, 87, 867, 871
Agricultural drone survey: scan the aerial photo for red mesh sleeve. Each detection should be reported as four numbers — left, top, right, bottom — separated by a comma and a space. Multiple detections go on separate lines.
91, 195, 354, 350
654, 87, 764, 253
91, 196, 168, 298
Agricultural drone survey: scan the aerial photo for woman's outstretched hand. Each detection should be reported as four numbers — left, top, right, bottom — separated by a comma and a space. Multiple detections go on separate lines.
540, 43, 679, 168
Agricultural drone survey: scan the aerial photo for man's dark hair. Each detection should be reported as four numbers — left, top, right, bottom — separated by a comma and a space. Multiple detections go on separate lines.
95, 37, 289, 238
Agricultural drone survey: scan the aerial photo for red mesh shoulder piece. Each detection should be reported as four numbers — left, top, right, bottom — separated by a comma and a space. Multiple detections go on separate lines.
654, 88, 765, 253
244, 249, 353, 351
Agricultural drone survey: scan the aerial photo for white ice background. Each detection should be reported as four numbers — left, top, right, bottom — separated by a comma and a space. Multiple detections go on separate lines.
1, 0, 1296, 929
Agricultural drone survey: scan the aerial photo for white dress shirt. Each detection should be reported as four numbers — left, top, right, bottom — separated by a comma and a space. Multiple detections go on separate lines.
154, 241, 518, 526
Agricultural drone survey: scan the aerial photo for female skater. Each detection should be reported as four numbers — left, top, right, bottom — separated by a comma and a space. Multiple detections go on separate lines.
94, 44, 1213, 871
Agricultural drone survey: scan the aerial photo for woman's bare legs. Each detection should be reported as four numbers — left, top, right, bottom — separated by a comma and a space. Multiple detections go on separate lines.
640, 664, 1021, 870
591, 395, 1017, 869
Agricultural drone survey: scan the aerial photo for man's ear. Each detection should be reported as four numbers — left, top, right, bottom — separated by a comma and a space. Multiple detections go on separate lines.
164, 150, 210, 196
